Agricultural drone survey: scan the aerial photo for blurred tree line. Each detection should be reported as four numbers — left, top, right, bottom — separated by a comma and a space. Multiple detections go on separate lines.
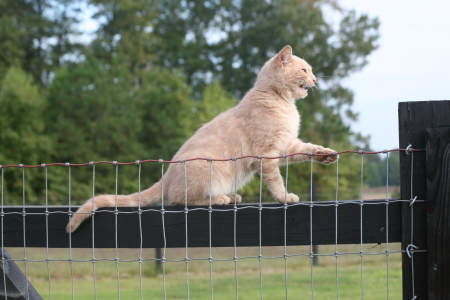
0, 0, 397, 204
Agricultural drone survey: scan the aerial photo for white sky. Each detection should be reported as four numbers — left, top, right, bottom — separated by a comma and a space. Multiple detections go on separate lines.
78, 1, 450, 151
339, 0, 450, 150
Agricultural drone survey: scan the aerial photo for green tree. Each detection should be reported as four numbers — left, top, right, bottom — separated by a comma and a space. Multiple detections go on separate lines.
45, 55, 146, 201
0, 13, 24, 80
137, 68, 195, 161
47, 55, 144, 163
0, 0, 83, 85
151, 0, 218, 93
89, 0, 158, 80
0, 67, 51, 203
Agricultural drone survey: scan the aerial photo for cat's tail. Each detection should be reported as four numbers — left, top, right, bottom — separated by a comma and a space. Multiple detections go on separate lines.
66, 181, 163, 233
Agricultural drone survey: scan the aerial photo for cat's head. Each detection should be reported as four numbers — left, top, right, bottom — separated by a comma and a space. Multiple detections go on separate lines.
258, 45, 317, 100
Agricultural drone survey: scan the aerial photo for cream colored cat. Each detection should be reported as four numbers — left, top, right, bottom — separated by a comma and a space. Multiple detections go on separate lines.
66, 45, 337, 233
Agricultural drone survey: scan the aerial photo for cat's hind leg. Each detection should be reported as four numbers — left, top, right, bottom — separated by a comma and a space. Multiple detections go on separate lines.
226, 194, 242, 204
216, 195, 231, 205
193, 194, 238, 205
208, 195, 232, 205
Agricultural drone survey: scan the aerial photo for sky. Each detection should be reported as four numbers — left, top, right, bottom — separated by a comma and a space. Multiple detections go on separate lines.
338, 0, 450, 150
78, 0, 450, 151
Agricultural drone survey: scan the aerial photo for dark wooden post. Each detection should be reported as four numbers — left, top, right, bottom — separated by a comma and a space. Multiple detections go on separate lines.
398, 100, 450, 299
0, 248, 43, 299
155, 247, 162, 270
426, 127, 450, 299
311, 182, 319, 266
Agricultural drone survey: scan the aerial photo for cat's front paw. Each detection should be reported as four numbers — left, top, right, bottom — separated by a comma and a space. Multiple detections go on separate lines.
314, 147, 338, 165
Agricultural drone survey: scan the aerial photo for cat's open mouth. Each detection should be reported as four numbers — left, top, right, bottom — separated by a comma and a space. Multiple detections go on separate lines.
299, 85, 308, 93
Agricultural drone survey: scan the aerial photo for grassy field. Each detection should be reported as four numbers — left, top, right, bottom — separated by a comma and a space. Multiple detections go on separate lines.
6, 243, 402, 299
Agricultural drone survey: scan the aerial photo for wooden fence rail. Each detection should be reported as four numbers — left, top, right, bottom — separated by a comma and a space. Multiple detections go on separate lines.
1, 201, 402, 249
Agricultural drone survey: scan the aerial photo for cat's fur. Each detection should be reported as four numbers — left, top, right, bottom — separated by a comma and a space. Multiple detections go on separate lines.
66, 46, 337, 233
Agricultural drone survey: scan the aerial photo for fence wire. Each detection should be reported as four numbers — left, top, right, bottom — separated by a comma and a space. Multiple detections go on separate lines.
0, 149, 426, 299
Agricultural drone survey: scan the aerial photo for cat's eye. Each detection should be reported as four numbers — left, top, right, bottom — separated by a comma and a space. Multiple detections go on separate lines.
302, 69, 307, 73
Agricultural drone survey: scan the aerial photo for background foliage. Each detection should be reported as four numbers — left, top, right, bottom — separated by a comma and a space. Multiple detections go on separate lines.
0, 0, 396, 204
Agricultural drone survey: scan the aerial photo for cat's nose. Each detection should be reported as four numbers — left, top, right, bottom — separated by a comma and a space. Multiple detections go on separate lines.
313, 78, 317, 83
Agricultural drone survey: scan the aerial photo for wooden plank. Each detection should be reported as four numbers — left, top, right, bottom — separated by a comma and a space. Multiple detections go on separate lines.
0, 248, 43, 299
398, 100, 450, 299
398, 101, 429, 300
0, 201, 401, 248
426, 127, 450, 299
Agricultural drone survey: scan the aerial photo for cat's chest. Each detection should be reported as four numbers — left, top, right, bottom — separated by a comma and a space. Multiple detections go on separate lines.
286, 110, 300, 133
258, 106, 300, 142
276, 105, 300, 136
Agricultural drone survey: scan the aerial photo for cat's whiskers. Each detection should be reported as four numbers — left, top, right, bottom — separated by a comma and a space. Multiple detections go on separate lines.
313, 83, 321, 91
310, 84, 322, 99
310, 87, 316, 99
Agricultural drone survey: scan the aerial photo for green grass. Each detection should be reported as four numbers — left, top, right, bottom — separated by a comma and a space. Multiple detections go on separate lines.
6, 244, 402, 299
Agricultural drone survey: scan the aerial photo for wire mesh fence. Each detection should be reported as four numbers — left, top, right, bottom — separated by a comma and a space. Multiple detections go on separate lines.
0, 148, 427, 300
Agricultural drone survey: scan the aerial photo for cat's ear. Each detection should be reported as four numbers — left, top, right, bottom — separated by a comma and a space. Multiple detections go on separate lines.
277, 46, 293, 67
